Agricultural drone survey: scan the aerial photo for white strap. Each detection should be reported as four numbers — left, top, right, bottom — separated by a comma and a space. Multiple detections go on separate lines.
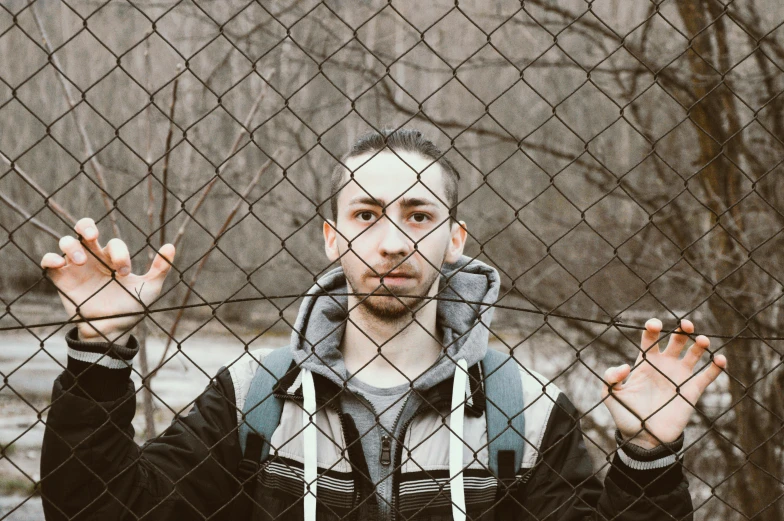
302, 369, 317, 521
449, 358, 468, 521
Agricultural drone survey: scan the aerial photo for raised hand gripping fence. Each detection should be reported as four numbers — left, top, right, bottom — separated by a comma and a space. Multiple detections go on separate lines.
0, 0, 783, 520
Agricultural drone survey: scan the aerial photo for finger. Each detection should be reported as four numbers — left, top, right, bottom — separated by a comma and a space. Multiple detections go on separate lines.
637, 318, 663, 362
58, 235, 87, 265
105, 238, 132, 276
681, 334, 710, 370
41, 252, 66, 270
663, 319, 694, 358
602, 364, 630, 395
691, 354, 727, 396
74, 217, 101, 252
143, 243, 176, 281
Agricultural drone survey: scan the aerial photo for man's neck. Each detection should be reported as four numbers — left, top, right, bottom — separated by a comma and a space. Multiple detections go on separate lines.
340, 297, 442, 388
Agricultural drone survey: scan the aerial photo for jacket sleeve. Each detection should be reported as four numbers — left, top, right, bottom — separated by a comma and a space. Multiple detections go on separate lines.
513, 393, 694, 521
40, 328, 245, 520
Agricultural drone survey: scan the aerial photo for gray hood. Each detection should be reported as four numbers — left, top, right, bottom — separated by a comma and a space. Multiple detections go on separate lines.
288, 255, 500, 391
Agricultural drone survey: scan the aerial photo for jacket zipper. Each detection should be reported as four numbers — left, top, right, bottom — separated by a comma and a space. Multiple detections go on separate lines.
380, 389, 410, 465
380, 435, 392, 465
353, 386, 411, 518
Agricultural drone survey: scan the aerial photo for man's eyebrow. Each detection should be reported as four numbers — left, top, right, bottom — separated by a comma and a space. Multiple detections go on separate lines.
398, 197, 440, 210
346, 195, 441, 210
347, 195, 385, 207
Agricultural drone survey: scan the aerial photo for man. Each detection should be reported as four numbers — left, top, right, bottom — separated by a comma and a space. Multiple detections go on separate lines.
40, 129, 726, 520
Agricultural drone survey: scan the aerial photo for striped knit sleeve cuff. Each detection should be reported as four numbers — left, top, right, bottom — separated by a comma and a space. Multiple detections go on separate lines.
64, 327, 138, 400
606, 429, 685, 497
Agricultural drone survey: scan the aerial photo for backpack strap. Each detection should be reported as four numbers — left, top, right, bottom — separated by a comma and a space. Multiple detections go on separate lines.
482, 349, 526, 476
482, 349, 526, 515
236, 347, 294, 490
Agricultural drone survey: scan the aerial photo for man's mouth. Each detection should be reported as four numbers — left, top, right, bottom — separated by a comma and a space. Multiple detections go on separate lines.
369, 270, 417, 285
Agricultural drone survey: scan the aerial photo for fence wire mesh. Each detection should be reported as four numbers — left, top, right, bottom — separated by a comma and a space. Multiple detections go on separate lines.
0, 0, 783, 520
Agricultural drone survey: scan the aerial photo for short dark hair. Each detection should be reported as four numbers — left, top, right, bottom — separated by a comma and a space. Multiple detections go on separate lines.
329, 128, 460, 223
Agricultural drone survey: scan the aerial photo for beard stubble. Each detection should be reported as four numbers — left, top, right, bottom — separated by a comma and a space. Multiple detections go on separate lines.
343, 257, 444, 322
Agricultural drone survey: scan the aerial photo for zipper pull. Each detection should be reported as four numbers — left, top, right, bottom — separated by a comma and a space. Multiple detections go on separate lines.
380, 435, 392, 465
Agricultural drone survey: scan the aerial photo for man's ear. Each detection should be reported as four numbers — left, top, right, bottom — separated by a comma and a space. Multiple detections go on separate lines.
323, 219, 340, 262
444, 220, 467, 264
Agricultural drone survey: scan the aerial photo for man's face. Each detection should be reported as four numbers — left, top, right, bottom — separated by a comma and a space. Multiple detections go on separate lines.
323, 150, 466, 321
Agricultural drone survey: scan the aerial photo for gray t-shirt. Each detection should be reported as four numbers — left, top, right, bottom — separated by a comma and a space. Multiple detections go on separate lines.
346, 375, 410, 433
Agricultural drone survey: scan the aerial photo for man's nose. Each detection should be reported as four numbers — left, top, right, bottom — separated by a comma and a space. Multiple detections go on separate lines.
377, 215, 413, 256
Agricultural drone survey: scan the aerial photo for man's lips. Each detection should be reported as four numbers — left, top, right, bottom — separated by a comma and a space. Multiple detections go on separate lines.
368, 271, 417, 284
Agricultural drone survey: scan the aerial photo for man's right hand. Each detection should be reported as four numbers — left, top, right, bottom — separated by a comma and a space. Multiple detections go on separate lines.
40, 217, 176, 344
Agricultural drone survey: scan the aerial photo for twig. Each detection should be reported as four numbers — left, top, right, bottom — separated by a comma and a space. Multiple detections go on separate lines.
0, 151, 76, 225
159, 76, 179, 246
171, 88, 268, 249
31, 3, 120, 237
152, 156, 277, 373
137, 35, 159, 440
0, 191, 61, 239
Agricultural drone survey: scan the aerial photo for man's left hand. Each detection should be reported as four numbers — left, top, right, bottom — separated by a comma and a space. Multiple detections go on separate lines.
602, 318, 727, 449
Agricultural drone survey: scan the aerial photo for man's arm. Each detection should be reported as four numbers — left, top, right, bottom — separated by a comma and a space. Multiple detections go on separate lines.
513, 392, 693, 520
41, 328, 244, 520
509, 317, 726, 520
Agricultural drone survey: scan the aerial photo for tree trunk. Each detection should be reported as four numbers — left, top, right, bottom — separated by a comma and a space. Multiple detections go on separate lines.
675, 1, 782, 518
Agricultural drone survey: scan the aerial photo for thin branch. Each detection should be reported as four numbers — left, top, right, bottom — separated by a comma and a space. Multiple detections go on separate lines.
170, 87, 268, 249
0, 191, 60, 239
0, 151, 76, 224
152, 156, 278, 373
138, 35, 159, 440
31, 3, 120, 237
159, 76, 180, 246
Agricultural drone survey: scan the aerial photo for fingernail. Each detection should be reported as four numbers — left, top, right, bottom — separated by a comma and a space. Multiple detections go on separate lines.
85, 226, 96, 237
73, 252, 85, 263
119, 267, 130, 276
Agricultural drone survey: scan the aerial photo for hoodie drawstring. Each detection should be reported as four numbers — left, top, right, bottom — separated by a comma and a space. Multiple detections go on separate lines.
450, 358, 468, 521
302, 369, 317, 521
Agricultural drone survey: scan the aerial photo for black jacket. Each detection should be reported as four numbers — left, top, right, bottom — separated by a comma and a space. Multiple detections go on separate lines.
41, 328, 694, 520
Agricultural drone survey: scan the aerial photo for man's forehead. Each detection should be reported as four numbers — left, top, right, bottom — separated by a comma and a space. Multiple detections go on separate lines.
341, 151, 448, 205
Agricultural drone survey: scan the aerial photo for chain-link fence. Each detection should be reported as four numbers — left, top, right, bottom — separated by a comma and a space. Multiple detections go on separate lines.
1, 0, 783, 519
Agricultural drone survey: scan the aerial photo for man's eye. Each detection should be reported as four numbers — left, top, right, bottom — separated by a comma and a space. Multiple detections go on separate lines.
356, 211, 376, 222
411, 213, 430, 223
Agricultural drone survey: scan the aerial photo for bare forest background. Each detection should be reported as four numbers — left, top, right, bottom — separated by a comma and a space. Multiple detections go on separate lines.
0, 0, 783, 520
